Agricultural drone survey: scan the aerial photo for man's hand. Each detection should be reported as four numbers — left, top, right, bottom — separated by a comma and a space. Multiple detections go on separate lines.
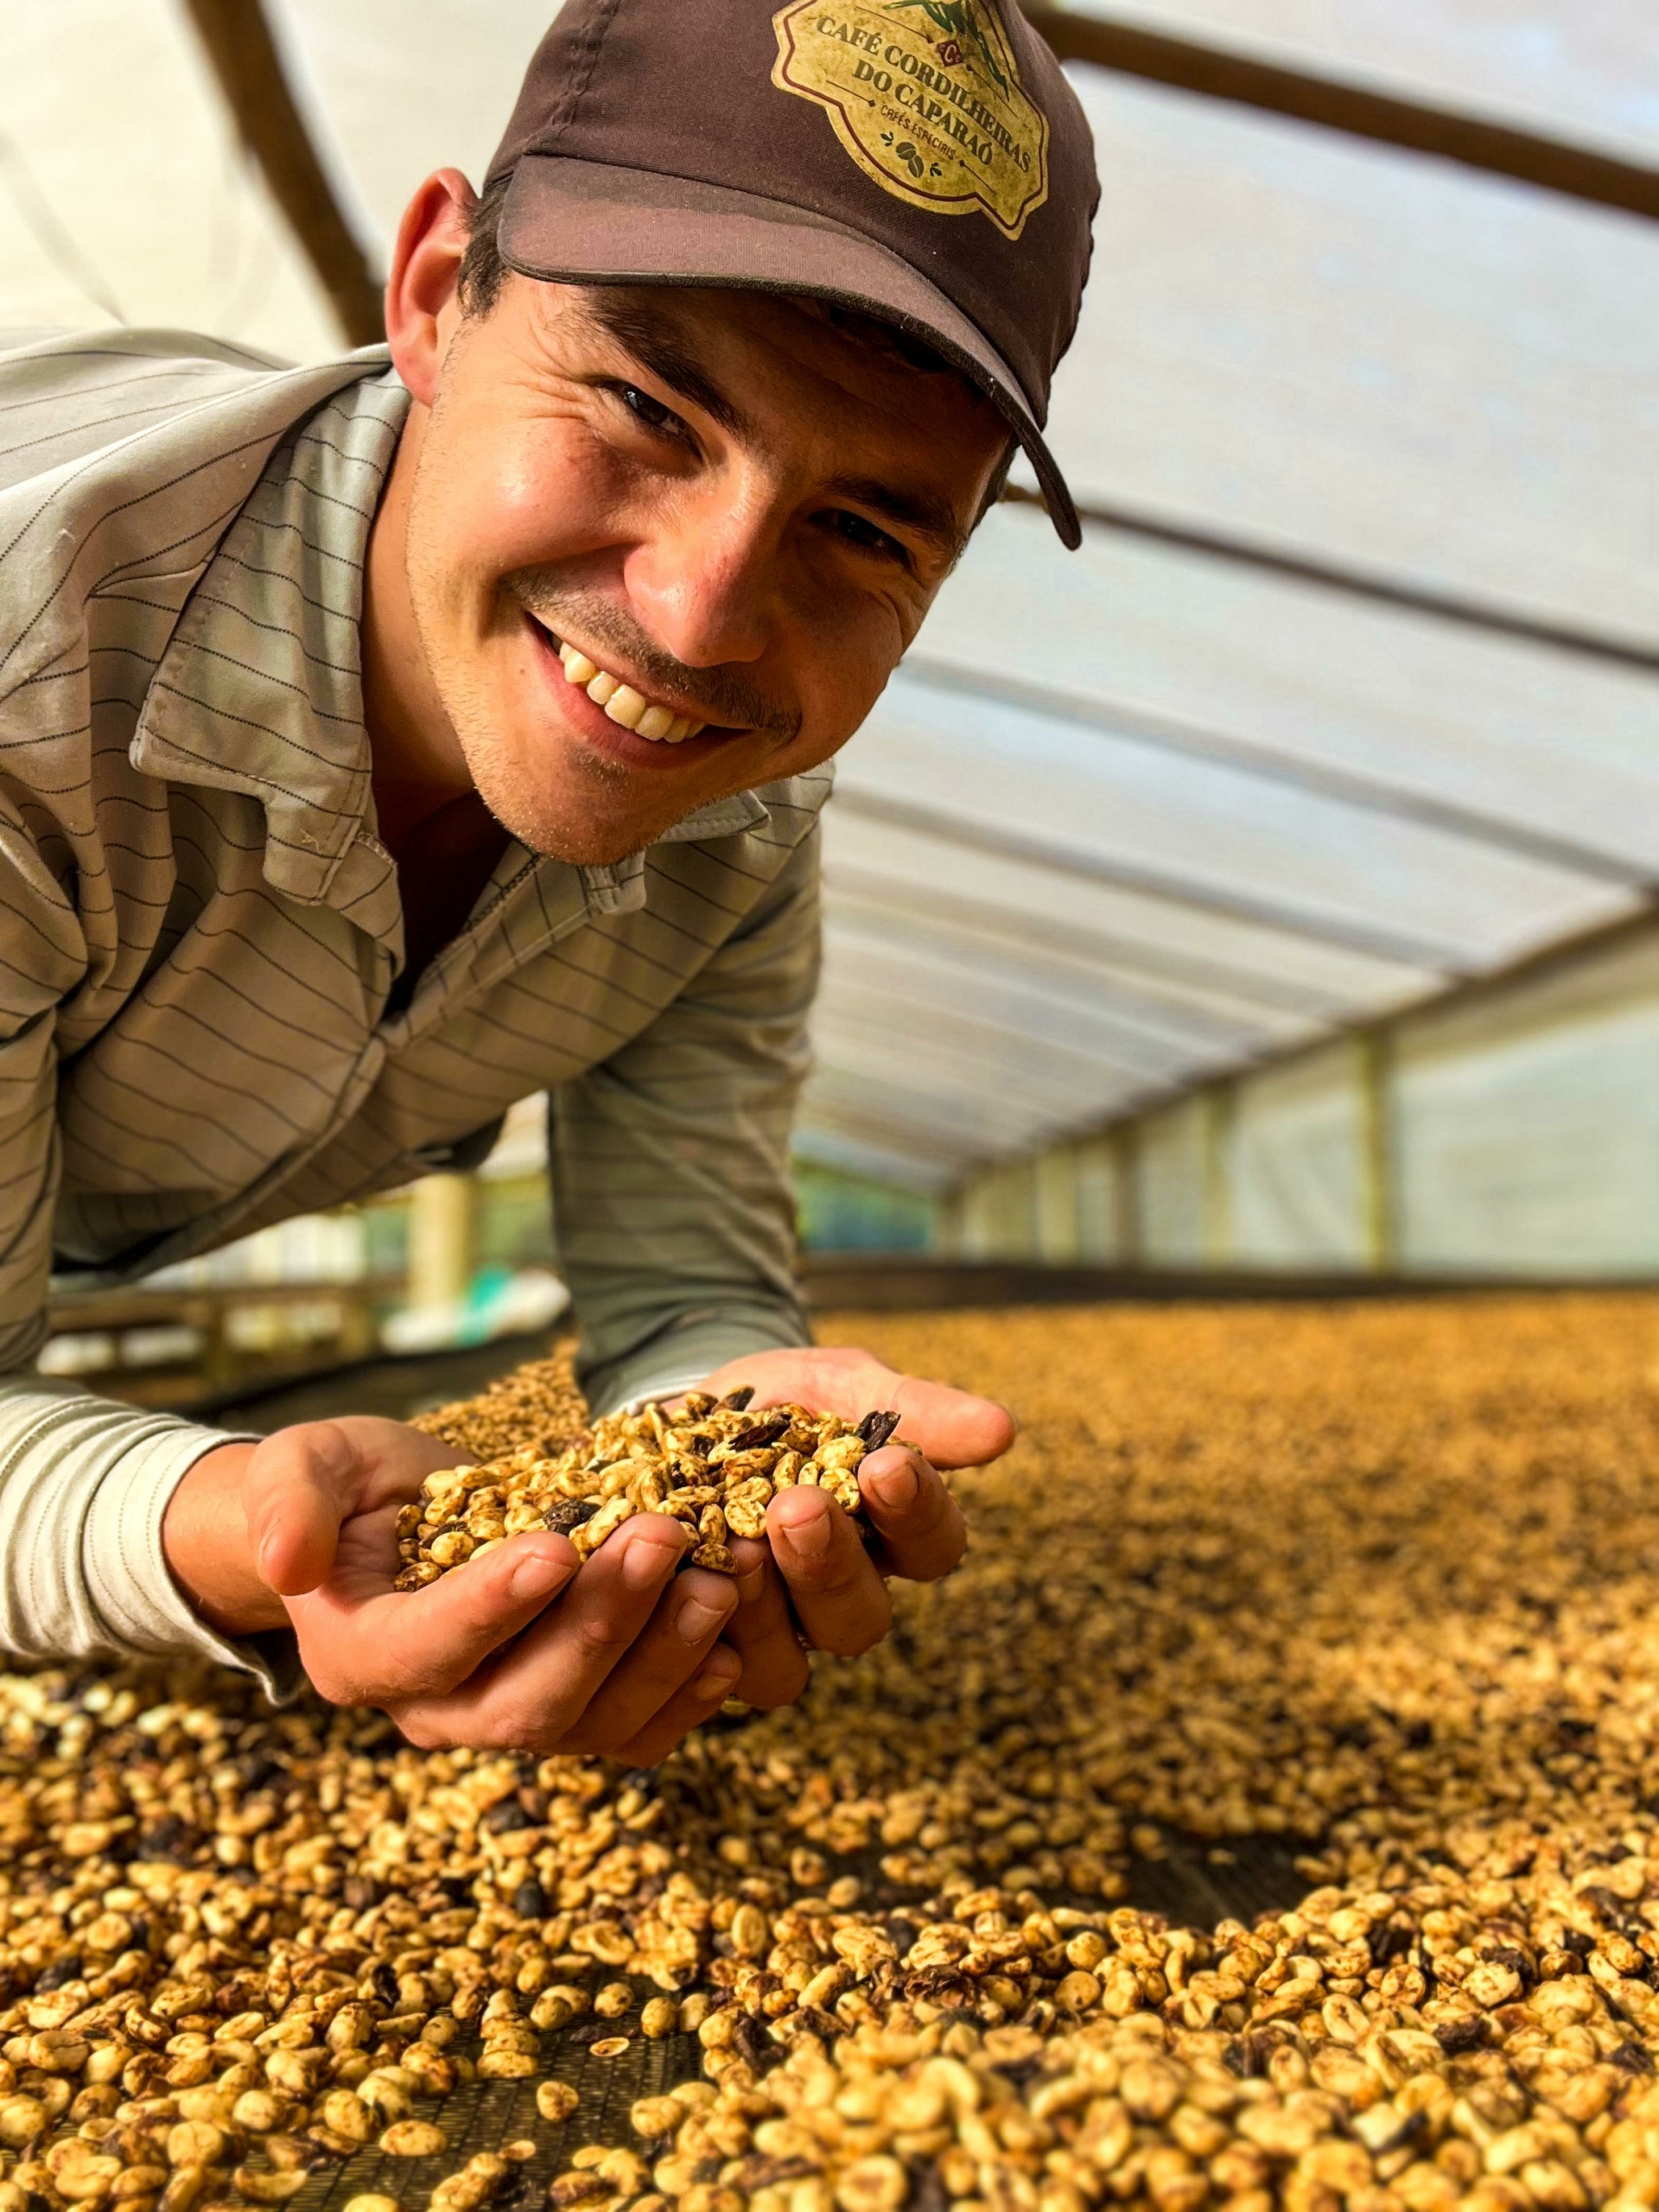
697, 1344, 1014, 1712
163, 1419, 743, 1764
161, 1344, 1011, 1758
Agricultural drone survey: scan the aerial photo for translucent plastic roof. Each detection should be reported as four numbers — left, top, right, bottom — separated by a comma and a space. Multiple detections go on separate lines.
3, 0, 1654, 1194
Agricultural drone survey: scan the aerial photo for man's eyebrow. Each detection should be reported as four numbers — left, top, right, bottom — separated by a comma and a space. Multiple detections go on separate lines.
583, 294, 752, 439
826, 474, 967, 561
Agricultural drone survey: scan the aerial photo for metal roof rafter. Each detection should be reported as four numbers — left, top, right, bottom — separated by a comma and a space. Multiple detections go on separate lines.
832, 786, 1468, 973
823, 861, 1354, 1017
1021, 3, 1659, 222
804, 1073, 1041, 1153
825, 906, 1269, 1055
796, 1098, 984, 1171
999, 488, 1659, 677
813, 988, 1165, 1099
895, 656, 1658, 888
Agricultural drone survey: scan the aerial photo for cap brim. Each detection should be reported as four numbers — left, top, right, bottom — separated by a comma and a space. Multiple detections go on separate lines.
497, 156, 1082, 550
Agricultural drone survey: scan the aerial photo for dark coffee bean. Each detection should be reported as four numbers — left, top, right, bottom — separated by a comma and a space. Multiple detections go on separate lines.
482, 1799, 531, 1834
135, 1816, 197, 1863
1238, 2029, 1274, 2078
732, 2014, 781, 2073
856, 1410, 902, 1452
718, 1386, 754, 1411
513, 1879, 550, 1922
543, 1499, 599, 1534
908, 2166, 950, 2212
1484, 1944, 1532, 1983
728, 1417, 790, 1453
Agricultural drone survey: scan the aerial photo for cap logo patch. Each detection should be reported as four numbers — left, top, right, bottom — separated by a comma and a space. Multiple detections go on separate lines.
772, 0, 1050, 240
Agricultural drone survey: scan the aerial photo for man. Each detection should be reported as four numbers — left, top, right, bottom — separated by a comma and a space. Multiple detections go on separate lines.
0, 0, 1096, 1761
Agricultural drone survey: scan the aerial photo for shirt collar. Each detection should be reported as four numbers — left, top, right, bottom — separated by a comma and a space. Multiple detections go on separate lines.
130, 355, 775, 938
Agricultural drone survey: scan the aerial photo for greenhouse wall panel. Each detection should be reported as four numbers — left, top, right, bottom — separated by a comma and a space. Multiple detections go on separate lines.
1035, 1151, 1082, 1262
1075, 1138, 1127, 1263
1228, 1043, 1372, 1269
1135, 1099, 1210, 1266
1392, 926, 1659, 1276
958, 1161, 1039, 1261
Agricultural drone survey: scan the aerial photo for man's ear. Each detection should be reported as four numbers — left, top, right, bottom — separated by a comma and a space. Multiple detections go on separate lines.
383, 168, 478, 408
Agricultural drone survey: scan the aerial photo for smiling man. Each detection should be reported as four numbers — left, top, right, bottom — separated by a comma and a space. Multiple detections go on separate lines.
0, 0, 1096, 1757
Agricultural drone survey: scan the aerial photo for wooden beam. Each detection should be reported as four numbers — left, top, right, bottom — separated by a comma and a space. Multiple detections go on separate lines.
181, 0, 385, 346
799, 1255, 1657, 1308
1022, 5, 1659, 222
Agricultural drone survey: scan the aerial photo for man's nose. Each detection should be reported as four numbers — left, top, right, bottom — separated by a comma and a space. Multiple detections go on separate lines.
623, 492, 780, 671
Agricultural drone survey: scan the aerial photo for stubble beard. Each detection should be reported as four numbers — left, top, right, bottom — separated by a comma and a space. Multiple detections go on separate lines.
442, 635, 649, 867
403, 489, 653, 868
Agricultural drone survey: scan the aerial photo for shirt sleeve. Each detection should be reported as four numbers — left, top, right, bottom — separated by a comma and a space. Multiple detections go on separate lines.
550, 824, 821, 1414
0, 1376, 296, 1696
0, 810, 296, 1694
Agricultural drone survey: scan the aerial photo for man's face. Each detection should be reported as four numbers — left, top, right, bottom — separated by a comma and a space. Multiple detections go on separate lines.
398, 273, 1009, 864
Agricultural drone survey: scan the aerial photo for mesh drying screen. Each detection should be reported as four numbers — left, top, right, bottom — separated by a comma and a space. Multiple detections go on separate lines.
295, 2025, 702, 2212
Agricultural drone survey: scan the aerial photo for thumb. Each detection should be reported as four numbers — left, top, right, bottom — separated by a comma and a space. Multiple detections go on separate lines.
243, 1422, 363, 1595
888, 1373, 1017, 1469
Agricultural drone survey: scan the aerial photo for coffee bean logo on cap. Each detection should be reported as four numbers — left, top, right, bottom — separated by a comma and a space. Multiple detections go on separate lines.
772, 0, 1051, 240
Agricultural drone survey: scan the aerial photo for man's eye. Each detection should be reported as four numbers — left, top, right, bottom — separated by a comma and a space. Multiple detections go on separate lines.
828, 510, 903, 560
614, 384, 683, 437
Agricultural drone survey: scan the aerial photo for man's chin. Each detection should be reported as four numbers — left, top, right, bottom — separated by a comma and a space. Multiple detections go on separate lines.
490, 804, 654, 869
460, 741, 658, 868
474, 777, 685, 871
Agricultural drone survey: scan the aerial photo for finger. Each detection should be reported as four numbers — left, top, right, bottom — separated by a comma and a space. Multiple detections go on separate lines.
286, 1529, 580, 1704
875, 1373, 1016, 1471
708, 1347, 1015, 1470
244, 1423, 364, 1595
397, 1515, 690, 1747
858, 1446, 967, 1583
608, 1642, 744, 1770
766, 1485, 891, 1658
562, 1567, 739, 1751
722, 1539, 810, 1709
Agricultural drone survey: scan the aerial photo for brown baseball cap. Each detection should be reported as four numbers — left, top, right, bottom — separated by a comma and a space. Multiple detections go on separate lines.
483, 0, 1097, 548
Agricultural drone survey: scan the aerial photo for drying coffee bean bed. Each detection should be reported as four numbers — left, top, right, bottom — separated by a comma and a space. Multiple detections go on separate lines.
0, 1294, 1656, 2212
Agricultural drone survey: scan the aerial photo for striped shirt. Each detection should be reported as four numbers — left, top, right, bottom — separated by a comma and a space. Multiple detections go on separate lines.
0, 327, 825, 1683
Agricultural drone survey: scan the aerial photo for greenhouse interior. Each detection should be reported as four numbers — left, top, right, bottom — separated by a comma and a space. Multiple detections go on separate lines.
10, 0, 1658, 1406
2, 6, 1659, 2212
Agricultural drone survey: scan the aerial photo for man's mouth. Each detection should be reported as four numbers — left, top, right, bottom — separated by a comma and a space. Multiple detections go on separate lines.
540, 625, 709, 745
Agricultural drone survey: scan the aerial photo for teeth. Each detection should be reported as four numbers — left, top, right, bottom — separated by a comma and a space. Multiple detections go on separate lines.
604, 684, 648, 731
554, 633, 708, 742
